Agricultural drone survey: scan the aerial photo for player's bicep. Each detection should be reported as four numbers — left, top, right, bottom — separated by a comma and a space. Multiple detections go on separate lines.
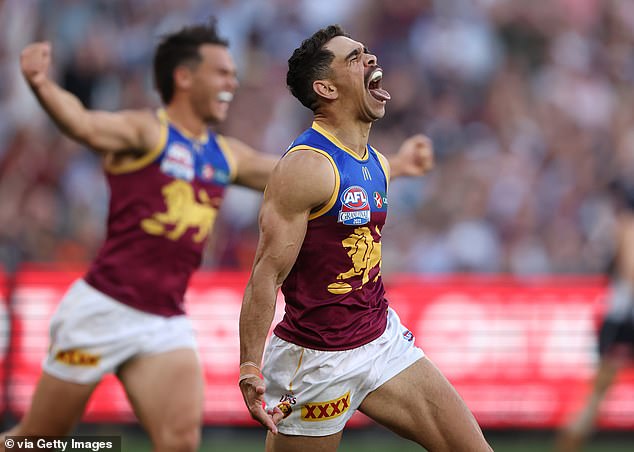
80, 109, 160, 155
251, 151, 335, 285
253, 196, 309, 286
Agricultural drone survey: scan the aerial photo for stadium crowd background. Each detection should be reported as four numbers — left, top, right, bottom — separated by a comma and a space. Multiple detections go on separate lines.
0, 0, 632, 277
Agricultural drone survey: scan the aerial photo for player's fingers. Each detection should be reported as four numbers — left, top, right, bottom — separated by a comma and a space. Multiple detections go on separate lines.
253, 405, 279, 434
269, 406, 285, 425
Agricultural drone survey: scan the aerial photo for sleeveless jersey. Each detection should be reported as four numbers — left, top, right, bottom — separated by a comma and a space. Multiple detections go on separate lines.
84, 110, 235, 316
274, 122, 390, 351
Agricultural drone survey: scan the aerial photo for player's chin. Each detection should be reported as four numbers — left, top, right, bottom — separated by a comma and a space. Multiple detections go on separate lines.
363, 104, 386, 122
207, 107, 228, 123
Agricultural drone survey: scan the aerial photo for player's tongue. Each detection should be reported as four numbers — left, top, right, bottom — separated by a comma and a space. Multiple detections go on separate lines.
367, 69, 391, 102
369, 87, 391, 102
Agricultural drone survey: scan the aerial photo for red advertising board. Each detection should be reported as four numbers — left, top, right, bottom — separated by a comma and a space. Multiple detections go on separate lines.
0, 268, 7, 414
6, 270, 634, 428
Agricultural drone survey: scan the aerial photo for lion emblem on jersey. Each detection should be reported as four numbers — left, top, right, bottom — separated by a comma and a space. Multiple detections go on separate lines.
327, 226, 382, 294
141, 180, 217, 242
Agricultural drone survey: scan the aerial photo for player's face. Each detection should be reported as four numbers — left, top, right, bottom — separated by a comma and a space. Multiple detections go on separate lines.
324, 36, 391, 121
189, 44, 239, 124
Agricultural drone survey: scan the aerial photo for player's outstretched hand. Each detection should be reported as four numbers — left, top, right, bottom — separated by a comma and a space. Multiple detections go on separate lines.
20, 42, 52, 88
392, 134, 434, 177
239, 376, 284, 434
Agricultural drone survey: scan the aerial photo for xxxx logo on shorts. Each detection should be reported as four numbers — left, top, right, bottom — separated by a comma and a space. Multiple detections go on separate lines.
301, 391, 350, 422
55, 349, 100, 366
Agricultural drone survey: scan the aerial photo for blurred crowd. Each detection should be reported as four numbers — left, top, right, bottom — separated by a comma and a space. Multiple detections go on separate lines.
0, 0, 632, 275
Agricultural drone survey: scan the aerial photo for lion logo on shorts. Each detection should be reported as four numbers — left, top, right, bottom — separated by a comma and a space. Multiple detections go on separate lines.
328, 226, 382, 294
141, 180, 218, 242
276, 401, 293, 419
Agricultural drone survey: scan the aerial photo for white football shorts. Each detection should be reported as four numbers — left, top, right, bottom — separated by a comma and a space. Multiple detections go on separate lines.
42, 279, 198, 384
263, 307, 425, 436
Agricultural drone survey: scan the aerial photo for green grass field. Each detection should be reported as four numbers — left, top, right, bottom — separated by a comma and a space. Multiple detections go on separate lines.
83, 425, 634, 451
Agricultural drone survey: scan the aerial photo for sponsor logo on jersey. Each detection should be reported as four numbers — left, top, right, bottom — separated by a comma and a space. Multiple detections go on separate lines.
373, 191, 387, 209
301, 392, 350, 422
402, 330, 414, 342
338, 186, 370, 225
161, 142, 194, 181
213, 169, 230, 185
202, 164, 214, 181
54, 349, 100, 366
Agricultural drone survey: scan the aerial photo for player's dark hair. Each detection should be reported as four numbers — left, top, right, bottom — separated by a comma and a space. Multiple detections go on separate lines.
287, 24, 349, 112
153, 18, 228, 104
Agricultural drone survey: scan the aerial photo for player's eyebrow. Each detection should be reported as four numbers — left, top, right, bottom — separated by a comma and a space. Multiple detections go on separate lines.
344, 46, 369, 61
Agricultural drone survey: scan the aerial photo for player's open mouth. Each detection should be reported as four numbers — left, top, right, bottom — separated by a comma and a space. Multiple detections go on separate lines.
217, 91, 234, 103
366, 68, 391, 102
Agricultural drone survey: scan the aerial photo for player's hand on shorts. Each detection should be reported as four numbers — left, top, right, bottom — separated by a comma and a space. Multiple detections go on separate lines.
394, 134, 434, 177
20, 42, 52, 88
239, 375, 284, 434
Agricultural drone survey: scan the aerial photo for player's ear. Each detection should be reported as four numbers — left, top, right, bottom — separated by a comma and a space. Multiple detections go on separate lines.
313, 80, 338, 101
173, 65, 193, 91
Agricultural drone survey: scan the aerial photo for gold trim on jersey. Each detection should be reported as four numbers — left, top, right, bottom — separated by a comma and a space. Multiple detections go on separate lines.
311, 122, 369, 161
216, 135, 238, 182
286, 145, 341, 221
373, 147, 390, 190
104, 109, 168, 174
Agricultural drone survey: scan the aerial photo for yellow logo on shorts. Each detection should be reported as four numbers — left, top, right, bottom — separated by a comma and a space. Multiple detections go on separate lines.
301, 392, 350, 422
54, 349, 100, 366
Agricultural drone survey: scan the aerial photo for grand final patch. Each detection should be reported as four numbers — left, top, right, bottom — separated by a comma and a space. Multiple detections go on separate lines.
161, 142, 194, 181
338, 186, 370, 226
301, 392, 350, 422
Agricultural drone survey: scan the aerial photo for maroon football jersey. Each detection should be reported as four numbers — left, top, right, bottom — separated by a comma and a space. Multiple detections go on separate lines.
84, 110, 234, 316
274, 123, 390, 350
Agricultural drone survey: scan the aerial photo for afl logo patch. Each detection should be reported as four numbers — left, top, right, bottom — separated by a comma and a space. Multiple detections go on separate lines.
338, 186, 370, 226
161, 142, 194, 181
341, 186, 368, 209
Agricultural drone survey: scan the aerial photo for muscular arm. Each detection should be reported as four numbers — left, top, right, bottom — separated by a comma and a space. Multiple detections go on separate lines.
238, 149, 335, 430
21, 42, 159, 155
223, 136, 278, 191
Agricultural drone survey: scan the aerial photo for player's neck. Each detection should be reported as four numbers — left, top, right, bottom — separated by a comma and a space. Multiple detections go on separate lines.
164, 104, 207, 138
313, 114, 371, 158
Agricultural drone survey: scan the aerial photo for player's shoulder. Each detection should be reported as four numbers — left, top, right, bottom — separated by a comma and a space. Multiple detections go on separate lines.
279, 146, 334, 176
267, 147, 335, 208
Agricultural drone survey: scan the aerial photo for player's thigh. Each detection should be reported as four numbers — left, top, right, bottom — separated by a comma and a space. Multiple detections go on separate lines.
265, 431, 342, 452
359, 357, 491, 452
117, 348, 204, 439
13, 371, 97, 435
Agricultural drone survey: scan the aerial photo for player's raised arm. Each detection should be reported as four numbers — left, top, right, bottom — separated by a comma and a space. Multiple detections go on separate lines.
238, 149, 335, 432
385, 134, 434, 179
222, 136, 278, 191
20, 42, 160, 155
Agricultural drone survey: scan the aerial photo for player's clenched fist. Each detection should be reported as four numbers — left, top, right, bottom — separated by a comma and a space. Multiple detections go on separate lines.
20, 42, 52, 88
388, 134, 434, 179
